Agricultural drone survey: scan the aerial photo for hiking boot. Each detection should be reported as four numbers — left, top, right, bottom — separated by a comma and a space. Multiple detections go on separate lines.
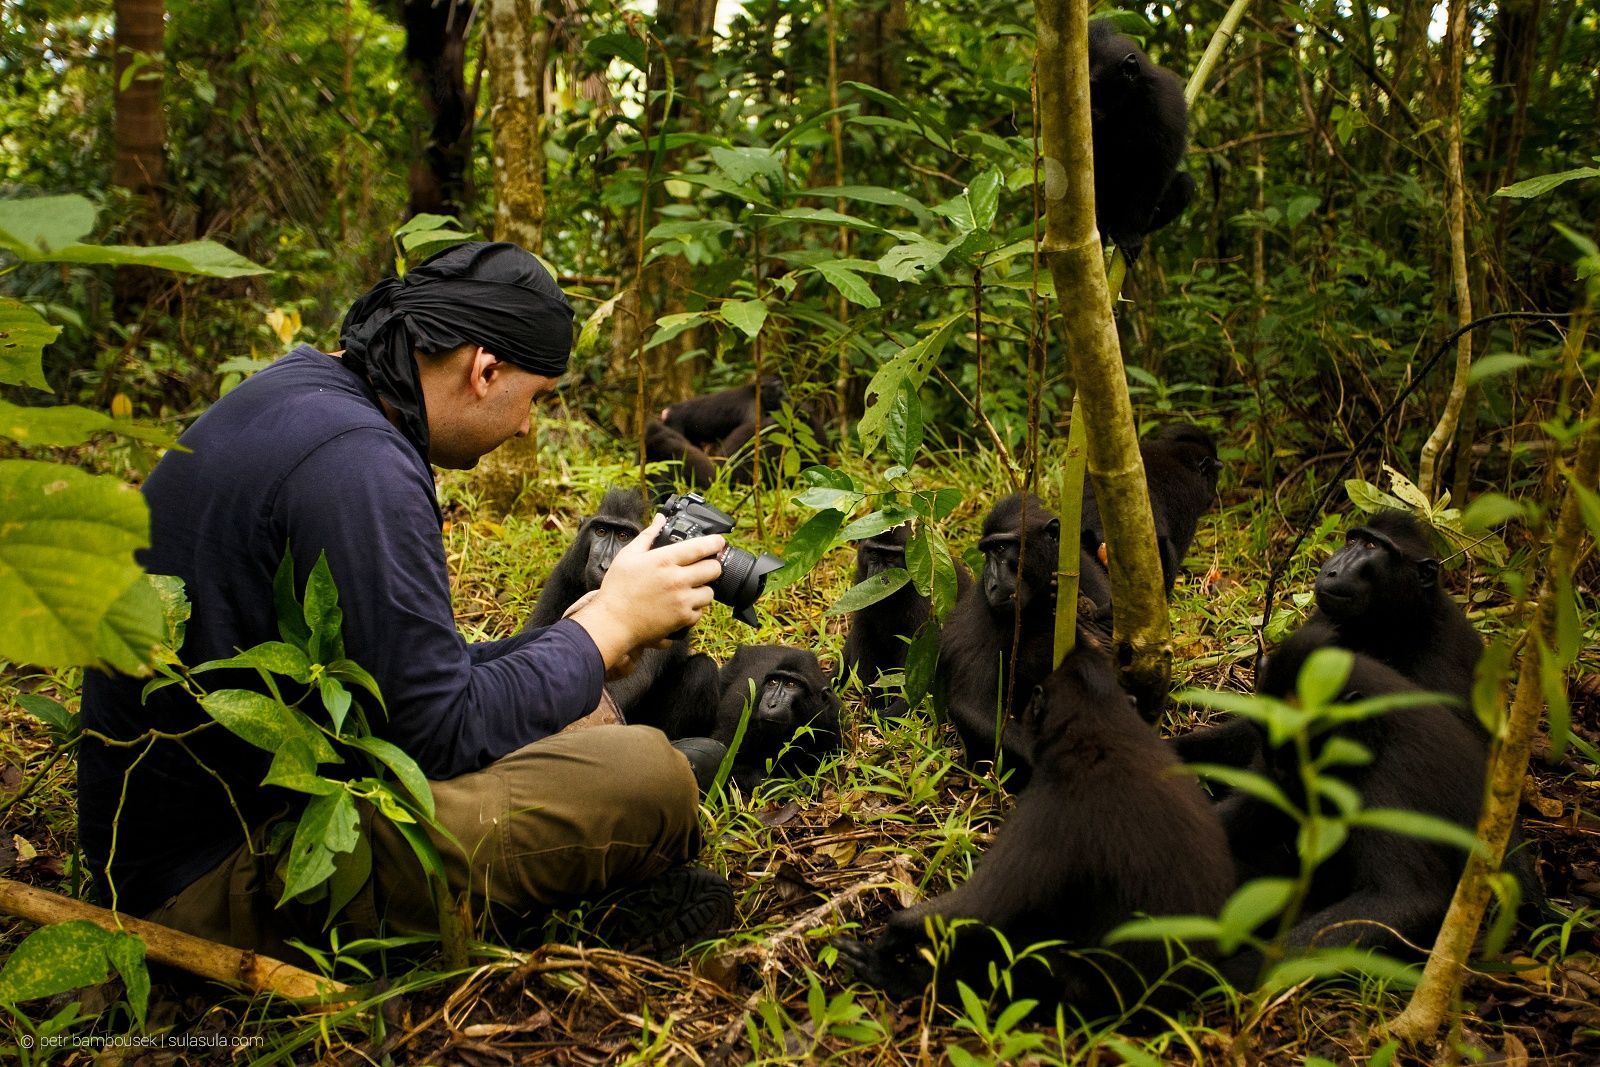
672, 736, 728, 795
591, 866, 735, 955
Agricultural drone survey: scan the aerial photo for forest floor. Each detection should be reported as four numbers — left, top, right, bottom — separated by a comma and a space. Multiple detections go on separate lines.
2, 425, 1598, 1065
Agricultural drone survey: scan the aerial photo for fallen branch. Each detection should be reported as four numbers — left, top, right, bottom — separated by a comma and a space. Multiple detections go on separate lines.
0, 878, 350, 1004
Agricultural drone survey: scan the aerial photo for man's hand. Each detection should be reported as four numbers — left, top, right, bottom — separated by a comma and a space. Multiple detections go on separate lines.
567, 514, 724, 671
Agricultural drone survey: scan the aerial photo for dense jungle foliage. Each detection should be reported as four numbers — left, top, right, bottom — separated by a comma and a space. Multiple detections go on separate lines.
1, 0, 1598, 1062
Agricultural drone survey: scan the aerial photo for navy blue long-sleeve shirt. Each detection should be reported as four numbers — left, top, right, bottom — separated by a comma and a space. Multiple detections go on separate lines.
80, 346, 603, 914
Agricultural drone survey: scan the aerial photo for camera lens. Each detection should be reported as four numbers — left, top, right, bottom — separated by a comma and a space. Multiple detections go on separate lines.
715, 545, 785, 625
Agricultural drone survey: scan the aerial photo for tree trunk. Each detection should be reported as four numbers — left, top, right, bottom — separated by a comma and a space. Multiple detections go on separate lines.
1417, 0, 1475, 499
1390, 369, 1600, 1043
398, 0, 477, 222
847, 0, 908, 96
1033, 0, 1172, 715
485, 0, 547, 250
113, 0, 166, 206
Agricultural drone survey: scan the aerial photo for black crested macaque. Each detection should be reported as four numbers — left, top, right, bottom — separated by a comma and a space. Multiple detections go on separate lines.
1305, 509, 1484, 718
836, 630, 1233, 1017
1088, 20, 1195, 259
715, 645, 842, 791
937, 494, 1061, 788
1224, 635, 1535, 958
643, 418, 716, 493
842, 525, 972, 712
1081, 422, 1222, 599
525, 489, 719, 736
661, 376, 787, 446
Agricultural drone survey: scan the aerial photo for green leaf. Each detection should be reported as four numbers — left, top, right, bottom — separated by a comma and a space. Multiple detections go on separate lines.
1467, 353, 1534, 384
767, 508, 846, 590
1344, 478, 1403, 513
303, 552, 345, 663
645, 218, 738, 242
0, 297, 60, 390
1472, 639, 1513, 736
273, 548, 312, 649
584, 32, 648, 74
876, 234, 952, 281
802, 184, 931, 220
813, 261, 881, 308
857, 314, 962, 455
0, 920, 115, 1005
1565, 471, 1600, 545
319, 676, 353, 734
0, 398, 177, 448
826, 568, 911, 616
722, 298, 769, 340
965, 169, 1002, 233
17, 694, 77, 744
103, 931, 149, 1027
1492, 167, 1600, 199
349, 735, 435, 818
280, 790, 361, 904
1104, 915, 1223, 944
201, 689, 311, 752
1536, 635, 1573, 760
1461, 492, 1524, 532
1219, 878, 1295, 950
710, 145, 785, 186
645, 311, 711, 351
42, 240, 268, 278
1349, 808, 1484, 853
668, 172, 774, 209
793, 485, 864, 512
393, 212, 463, 236
0, 195, 97, 254
1299, 817, 1349, 865
262, 739, 340, 795
328, 657, 386, 712
94, 571, 166, 675
903, 621, 940, 708
839, 507, 914, 542
149, 572, 190, 651
1260, 947, 1421, 989
1186, 764, 1297, 815
194, 640, 313, 683
886, 379, 924, 470
1295, 647, 1354, 709
325, 826, 372, 926
0, 460, 150, 667
201, 690, 337, 764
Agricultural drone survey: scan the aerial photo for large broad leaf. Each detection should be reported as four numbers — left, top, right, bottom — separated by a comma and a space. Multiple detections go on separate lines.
0, 919, 148, 1026
41, 240, 268, 278
825, 568, 911, 616
200, 689, 338, 763
0, 195, 266, 277
94, 574, 166, 676
0, 297, 60, 391
0, 398, 175, 448
0, 460, 149, 666
349, 735, 435, 818
280, 790, 361, 904
767, 508, 846, 590
802, 184, 932, 220
710, 145, 785, 186
1492, 167, 1600, 200
722, 298, 769, 340
857, 314, 962, 455
0, 195, 97, 254
814, 261, 880, 308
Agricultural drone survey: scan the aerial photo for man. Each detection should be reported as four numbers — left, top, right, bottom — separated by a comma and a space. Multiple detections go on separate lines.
80, 242, 734, 957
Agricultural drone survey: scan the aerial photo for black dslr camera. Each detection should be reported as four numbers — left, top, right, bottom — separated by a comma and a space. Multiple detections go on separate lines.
653, 493, 783, 625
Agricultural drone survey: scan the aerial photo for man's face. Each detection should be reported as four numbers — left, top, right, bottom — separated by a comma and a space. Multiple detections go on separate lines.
424, 347, 559, 469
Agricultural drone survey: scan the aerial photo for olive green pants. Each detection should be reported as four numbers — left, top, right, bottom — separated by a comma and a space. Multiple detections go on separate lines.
143, 725, 702, 957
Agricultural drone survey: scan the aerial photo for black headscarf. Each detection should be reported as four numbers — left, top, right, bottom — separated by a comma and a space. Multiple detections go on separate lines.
338, 241, 574, 457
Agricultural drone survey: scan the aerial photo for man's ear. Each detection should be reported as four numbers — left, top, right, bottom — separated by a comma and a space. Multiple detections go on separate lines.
467, 346, 497, 398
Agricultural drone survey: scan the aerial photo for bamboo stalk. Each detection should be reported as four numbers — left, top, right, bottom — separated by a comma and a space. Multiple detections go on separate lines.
0, 878, 351, 1004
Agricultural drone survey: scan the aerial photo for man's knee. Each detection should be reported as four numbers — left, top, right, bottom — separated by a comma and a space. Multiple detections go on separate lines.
577, 725, 699, 836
